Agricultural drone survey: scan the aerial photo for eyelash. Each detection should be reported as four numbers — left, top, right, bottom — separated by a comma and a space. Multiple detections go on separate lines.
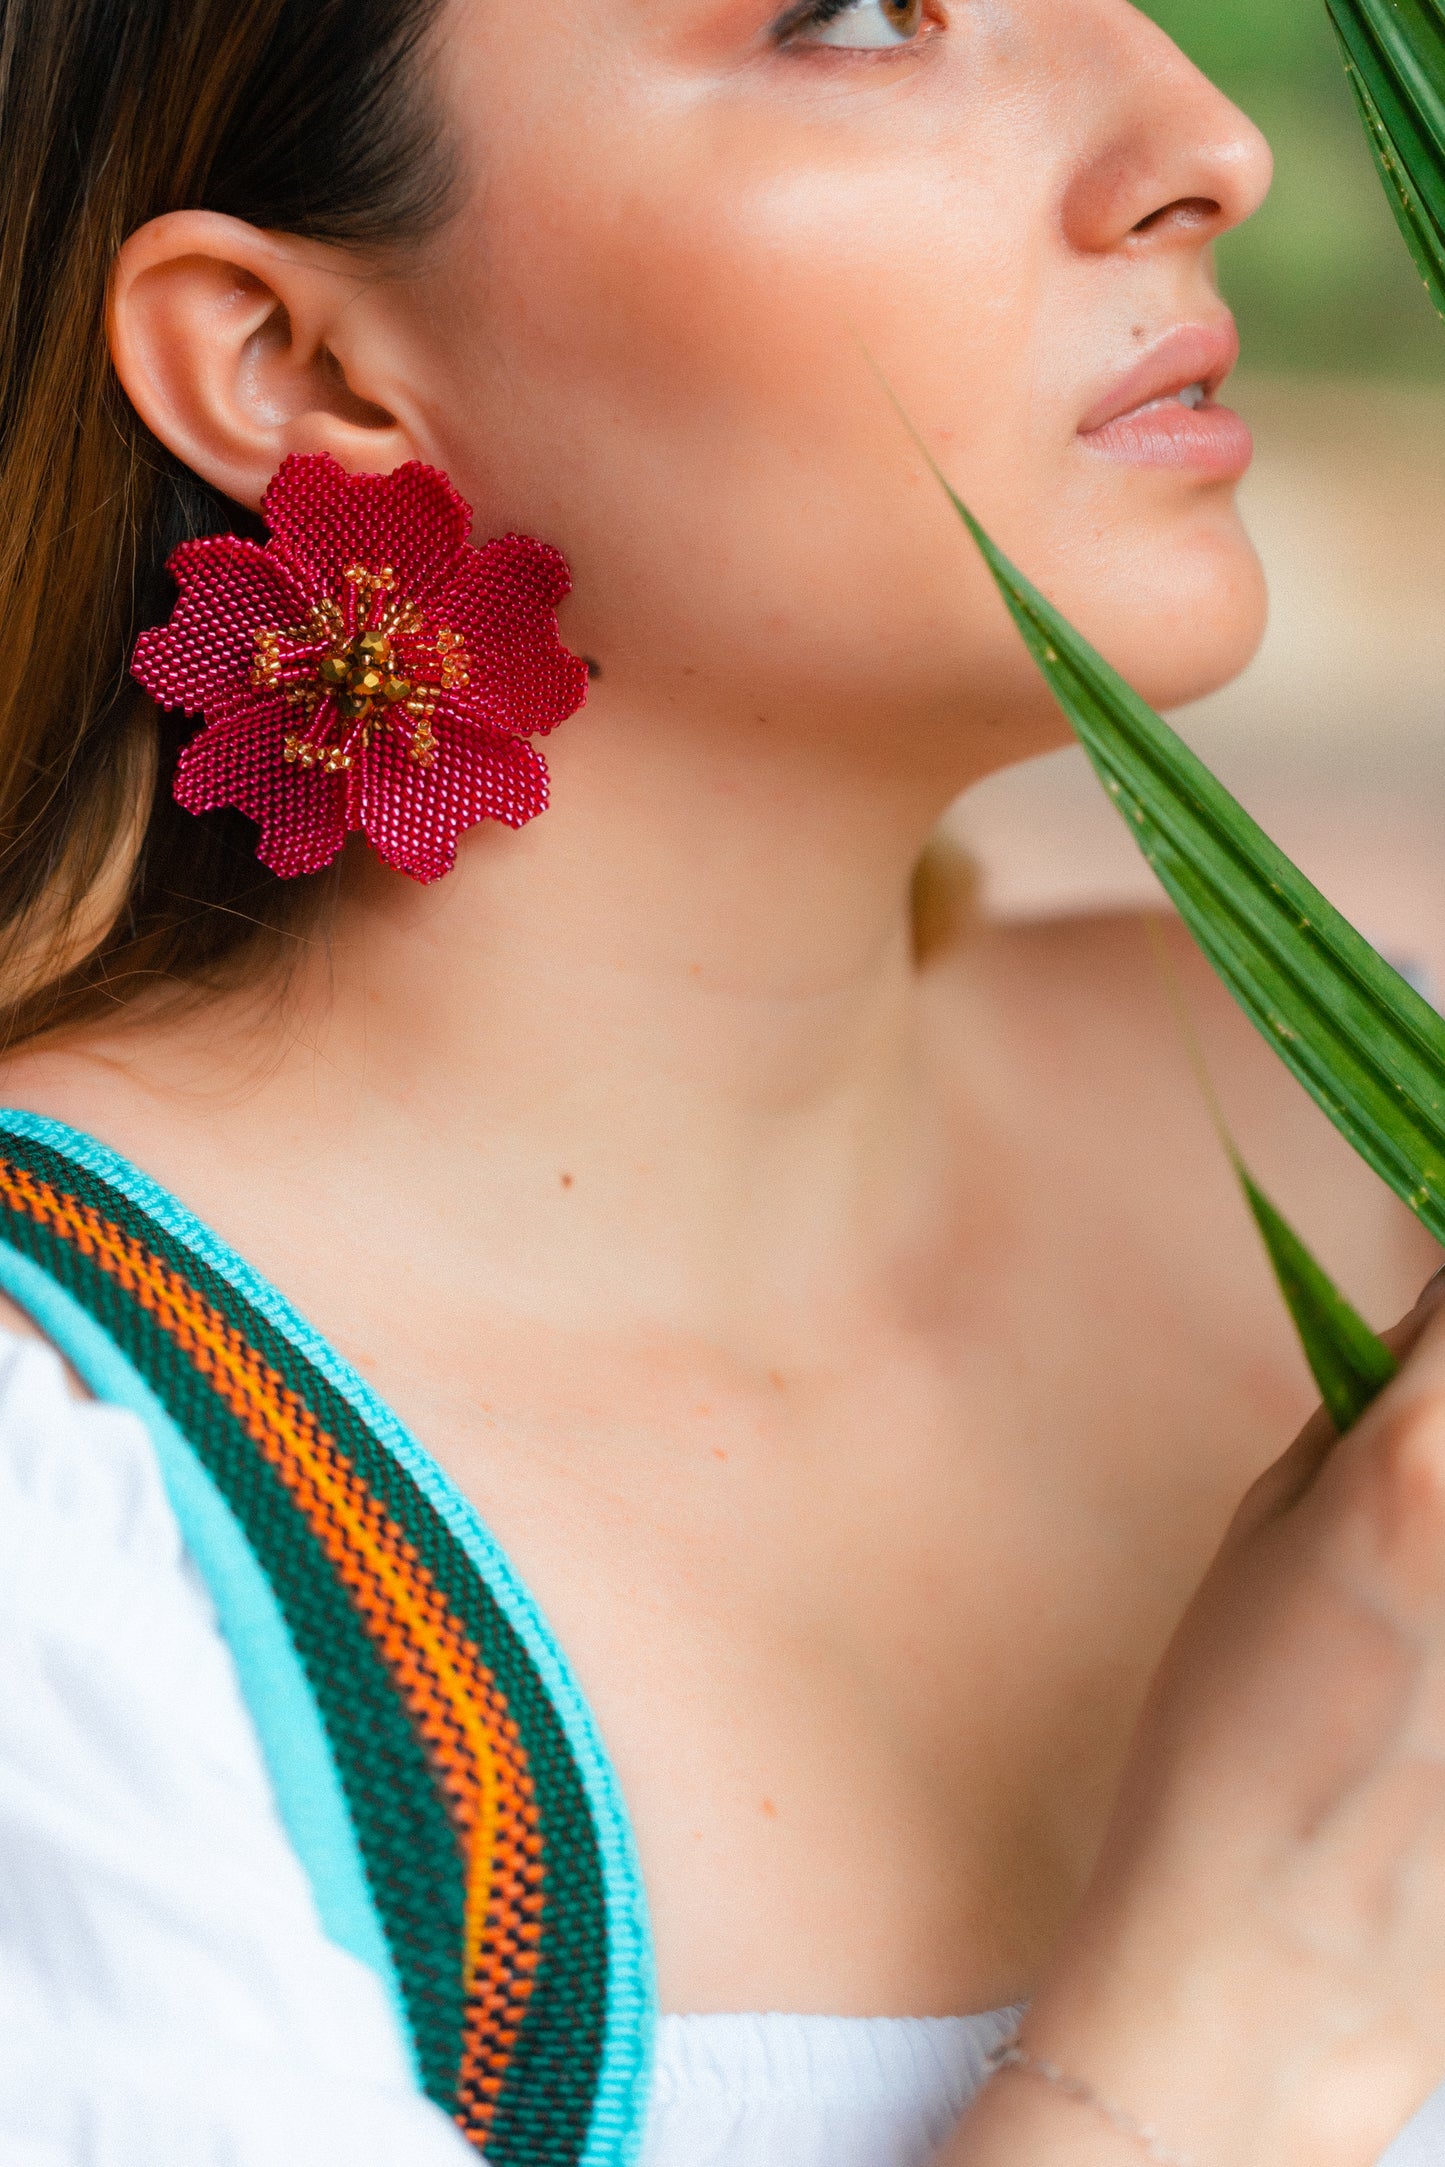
789, 0, 853, 27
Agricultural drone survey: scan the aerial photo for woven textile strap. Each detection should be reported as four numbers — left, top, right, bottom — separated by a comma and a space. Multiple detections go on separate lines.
0, 1112, 655, 2167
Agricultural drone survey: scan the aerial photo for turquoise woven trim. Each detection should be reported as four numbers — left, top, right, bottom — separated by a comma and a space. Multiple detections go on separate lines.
0, 1110, 658, 2167
0, 1234, 417, 2074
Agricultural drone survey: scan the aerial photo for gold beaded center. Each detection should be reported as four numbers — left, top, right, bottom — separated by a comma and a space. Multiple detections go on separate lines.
251, 564, 470, 776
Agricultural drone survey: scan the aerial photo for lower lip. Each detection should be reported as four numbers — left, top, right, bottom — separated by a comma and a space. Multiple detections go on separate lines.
1079, 399, 1254, 479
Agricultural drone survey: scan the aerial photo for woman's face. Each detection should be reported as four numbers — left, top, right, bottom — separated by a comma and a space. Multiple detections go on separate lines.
400, 0, 1272, 774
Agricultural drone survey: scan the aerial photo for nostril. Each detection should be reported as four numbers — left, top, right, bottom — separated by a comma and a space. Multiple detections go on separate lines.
1131, 196, 1222, 238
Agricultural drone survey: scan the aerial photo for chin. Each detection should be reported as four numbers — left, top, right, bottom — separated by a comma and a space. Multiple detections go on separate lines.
1091, 510, 1268, 714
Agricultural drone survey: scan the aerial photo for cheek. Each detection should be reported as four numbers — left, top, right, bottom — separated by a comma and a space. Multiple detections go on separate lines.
428, 97, 1058, 712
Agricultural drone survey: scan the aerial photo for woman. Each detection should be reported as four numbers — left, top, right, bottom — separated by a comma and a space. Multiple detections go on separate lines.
3, 0, 1445, 2160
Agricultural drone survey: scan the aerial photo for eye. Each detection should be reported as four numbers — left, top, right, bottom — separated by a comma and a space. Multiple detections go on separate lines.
783, 0, 927, 51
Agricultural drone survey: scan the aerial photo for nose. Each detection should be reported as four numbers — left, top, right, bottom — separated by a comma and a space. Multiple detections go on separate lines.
1059, 4, 1273, 259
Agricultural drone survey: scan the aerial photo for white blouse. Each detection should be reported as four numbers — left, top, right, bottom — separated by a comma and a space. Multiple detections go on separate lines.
3, 1325, 1445, 2167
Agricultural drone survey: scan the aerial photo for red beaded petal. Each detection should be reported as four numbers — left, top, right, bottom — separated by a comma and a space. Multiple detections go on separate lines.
131, 537, 311, 727
429, 535, 588, 740
174, 701, 353, 879
360, 723, 549, 882
262, 456, 471, 602
130, 453, 589, 885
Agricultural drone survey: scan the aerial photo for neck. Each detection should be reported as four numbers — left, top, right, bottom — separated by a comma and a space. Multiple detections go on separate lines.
124, 686, 998, 1342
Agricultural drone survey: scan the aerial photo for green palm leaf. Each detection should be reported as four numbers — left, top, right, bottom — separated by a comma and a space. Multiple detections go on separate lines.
1240, 1170, 1398, 1431
953, 497, 1445, 1246
945, 493, 1423, 1424
1144, 918, 1400, 1430
1324, 0, 1445, 320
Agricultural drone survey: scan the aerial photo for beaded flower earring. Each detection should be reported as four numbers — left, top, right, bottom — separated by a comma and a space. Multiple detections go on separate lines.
131, 454, 589, 884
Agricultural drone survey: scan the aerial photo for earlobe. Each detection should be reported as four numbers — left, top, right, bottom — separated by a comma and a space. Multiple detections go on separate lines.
108, 210, 417, 509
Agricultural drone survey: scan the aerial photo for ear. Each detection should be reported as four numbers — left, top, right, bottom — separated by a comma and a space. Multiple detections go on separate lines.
108, 211, 421, 508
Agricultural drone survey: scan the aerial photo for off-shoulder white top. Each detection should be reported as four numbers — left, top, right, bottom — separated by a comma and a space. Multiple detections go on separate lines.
2, 1327, 1444, 2166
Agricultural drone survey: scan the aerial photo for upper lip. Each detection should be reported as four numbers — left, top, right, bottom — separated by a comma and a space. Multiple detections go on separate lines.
1079, 319, 1241, 434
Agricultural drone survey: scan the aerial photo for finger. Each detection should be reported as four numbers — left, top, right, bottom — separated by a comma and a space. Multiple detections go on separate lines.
1380, 1264, 1445, 1361
1367, 1280, 1445, 1417
1230, 1402, 1339, 1536
1303, 1290, 1445, 1530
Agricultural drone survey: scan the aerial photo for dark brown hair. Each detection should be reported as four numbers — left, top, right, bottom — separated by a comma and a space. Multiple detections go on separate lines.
0, 0, 453, 1043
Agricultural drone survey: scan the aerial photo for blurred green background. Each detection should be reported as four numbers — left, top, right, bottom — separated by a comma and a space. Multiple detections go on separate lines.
1140, 0, 1442, 375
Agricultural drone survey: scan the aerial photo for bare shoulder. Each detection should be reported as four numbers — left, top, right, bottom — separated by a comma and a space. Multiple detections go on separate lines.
933, 905, 1440, 1332
0, 1033, 139, 1393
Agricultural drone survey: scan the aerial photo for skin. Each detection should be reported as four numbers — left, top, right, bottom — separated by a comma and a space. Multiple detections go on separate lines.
7, 0, 1445, 2157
